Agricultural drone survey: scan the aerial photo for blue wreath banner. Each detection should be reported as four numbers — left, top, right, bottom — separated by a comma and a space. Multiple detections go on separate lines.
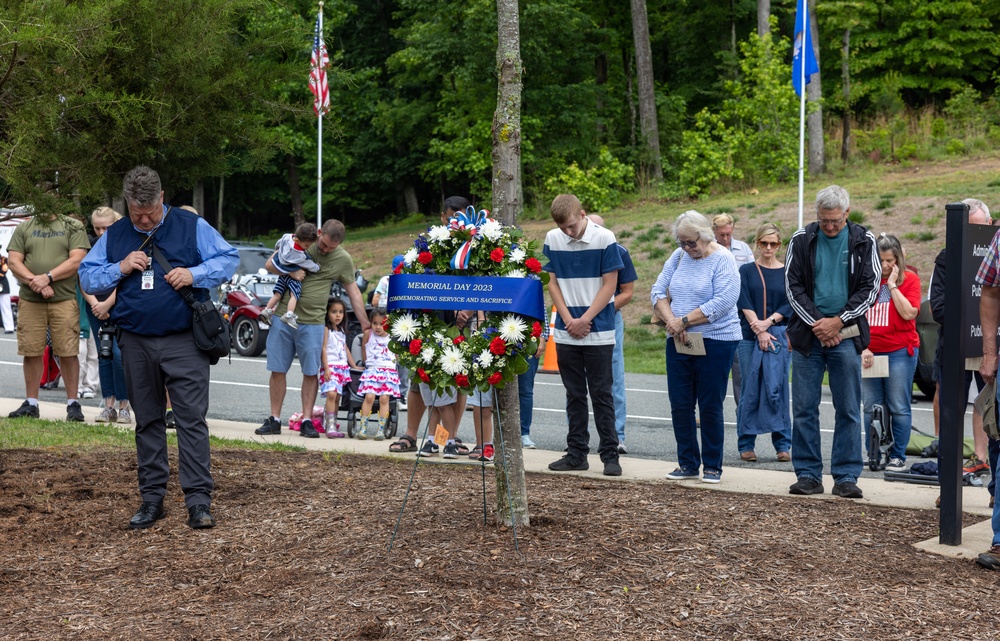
387, 274, 545, 321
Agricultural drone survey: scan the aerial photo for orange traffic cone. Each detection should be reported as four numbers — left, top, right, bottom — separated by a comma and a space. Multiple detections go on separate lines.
541, 305, 559, 372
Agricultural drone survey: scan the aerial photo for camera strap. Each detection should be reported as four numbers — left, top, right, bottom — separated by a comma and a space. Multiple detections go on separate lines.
150, 243, 199, 309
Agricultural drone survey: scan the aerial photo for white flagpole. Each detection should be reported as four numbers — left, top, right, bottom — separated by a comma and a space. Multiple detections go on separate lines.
317, 2, 324, 228
797, 0, 807, 231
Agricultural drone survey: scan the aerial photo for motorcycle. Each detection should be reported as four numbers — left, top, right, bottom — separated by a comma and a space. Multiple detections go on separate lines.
218, 272, 273, 357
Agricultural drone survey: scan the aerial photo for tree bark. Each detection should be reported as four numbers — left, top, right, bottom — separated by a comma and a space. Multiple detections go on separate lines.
757, 0, 770, 37
630, 0, 663, 182
841, 28, 851, 163
403, 183, 419, 213
285, 153, 304, 228
217, 175, 225, 233
806, 0, 825, 175
492, 0, 529, 528
192, 181, 205, 216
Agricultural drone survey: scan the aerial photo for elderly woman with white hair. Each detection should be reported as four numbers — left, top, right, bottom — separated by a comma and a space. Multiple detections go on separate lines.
651, 211, 741, 484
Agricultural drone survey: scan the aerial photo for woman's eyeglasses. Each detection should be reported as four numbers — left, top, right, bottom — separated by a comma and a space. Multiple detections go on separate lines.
758, 241, 780, 249
677, 239, 698, 249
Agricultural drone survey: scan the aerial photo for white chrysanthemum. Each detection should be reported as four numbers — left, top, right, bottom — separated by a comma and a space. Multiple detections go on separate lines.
433, 331, 447, 344
478, 349, 494, 368
428, 225, 451, 243
505, 269, 526, 279
498, 314, 527, 342
509, 247, 526, 263
403, 248, 418, 266
391, 314, 420, 341
480, 219, 503, 242
440, 346, 467, 375
421, 346, 436, 363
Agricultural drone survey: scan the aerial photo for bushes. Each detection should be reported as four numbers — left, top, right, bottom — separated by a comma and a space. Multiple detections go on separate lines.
543, 147, 635, 212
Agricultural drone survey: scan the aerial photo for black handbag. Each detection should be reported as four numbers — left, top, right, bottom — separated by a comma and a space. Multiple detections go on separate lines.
151, 244, 230, 364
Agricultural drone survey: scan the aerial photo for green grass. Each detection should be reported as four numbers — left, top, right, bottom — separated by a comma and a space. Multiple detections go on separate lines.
847, 210, 867, 224
622, 326, 666, 374
875, 198, 894, 210
647, 247, 668, 261
910, 214, 924, 225
0, 418, 306, 452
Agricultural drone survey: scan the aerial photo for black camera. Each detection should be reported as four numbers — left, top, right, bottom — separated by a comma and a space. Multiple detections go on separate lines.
98, 323, 118, 360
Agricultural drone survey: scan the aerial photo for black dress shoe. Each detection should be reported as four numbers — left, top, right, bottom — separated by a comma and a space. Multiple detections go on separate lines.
8, 400, 39, 419
300, 418, 319, 438
128, 501, 165, 529
187, 504, 216, 529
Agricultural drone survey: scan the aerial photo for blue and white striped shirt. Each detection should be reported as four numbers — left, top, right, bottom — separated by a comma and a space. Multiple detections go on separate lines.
650, 247, 741, 341
543, 220, 623, 345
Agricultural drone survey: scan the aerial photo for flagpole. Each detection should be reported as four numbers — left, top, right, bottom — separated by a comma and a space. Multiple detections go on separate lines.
316, 2, 324, 228
797, 0, 807, 231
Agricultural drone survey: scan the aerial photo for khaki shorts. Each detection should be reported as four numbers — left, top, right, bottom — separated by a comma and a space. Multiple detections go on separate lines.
17, 298, 80, 358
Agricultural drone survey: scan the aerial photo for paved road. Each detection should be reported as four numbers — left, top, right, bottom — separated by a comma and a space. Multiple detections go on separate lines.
0, 334, 972, 478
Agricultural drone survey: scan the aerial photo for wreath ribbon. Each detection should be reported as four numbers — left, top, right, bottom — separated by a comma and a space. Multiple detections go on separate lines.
448, 206, 489, 270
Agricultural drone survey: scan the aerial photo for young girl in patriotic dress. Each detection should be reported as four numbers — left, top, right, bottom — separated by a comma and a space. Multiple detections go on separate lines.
357, 308, 400, 440
320, 299, 356, 438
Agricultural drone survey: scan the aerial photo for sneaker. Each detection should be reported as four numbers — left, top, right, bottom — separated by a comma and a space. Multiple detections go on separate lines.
81, 389, 96, 400
117, 408, 132, 425
280, 311, 299, 330
443, 442, 460, 459
416, 440, 439, 457
300, 418, 319, 438
885, 457, 906, 472
665, 467, 698, 480
521, 435, 537, 449
164, 409, 176, 429
96, 406, 118, 423
789, 477, 824, 495
397, 397, 407, 411
255, 416, 281, 435
603, 459, 622, 476
617, 442, 628, 455
702, 469, 722, 484
66, 401, 85, 422
832, 481, 864, 499
549, 455, 589, 472
8, 400, 39, 419
258, 307, 274, 324
963, 456, 990, 475
976, 546, 1000, 571
479, 444, 495, 463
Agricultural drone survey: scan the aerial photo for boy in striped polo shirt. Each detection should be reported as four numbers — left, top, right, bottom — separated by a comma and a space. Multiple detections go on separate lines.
543, 194, 624, 476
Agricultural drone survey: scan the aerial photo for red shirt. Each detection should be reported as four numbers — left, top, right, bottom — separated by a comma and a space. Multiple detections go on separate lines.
865, 270, 921, 354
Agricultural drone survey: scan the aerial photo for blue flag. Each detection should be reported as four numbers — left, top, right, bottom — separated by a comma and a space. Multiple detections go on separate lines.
792, 0, 819, 96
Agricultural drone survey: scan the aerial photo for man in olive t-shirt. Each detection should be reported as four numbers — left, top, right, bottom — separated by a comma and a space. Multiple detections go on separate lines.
6, 214, 91, 421
256, 219, 370, 437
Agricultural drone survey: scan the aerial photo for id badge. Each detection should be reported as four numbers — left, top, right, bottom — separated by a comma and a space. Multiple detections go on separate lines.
141, 269, 154, 290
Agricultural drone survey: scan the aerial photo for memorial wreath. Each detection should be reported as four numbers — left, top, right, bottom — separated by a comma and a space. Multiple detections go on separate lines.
386, 207, 548, 394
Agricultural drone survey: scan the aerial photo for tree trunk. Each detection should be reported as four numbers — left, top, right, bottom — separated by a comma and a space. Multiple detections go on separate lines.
623, 47, 636, 147
492, 0, 529, 528
806, 0, 825, 175
595, 49, 608, 142
216, 176, 225, 233
757, 0, 770, 37
840, 28, 851, 163
285, 153, 305, 228
403, 183, 419, 213
630, 0, 663, 182
192, 181, 205, 216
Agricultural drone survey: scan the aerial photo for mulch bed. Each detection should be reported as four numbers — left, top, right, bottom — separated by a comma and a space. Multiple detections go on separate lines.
1, 447, 998, 640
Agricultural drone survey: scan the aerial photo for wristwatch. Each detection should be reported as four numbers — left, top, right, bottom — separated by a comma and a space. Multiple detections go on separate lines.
770, 316, 777, 326
681, 316, 689, 327
46, 272, 54, 284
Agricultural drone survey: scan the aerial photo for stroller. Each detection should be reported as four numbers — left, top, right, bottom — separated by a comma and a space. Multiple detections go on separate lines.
868, 403, 893, 471
342, 332, 399, 439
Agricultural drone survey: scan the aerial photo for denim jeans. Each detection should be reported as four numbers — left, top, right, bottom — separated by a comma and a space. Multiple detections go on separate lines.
791, 337, 863, 484
862, 347, 917, 462
518, 355, 540, 436
735, 339, 792, 455
666, 337, 737, 473
556, 342, 618, 463
612, 311, 627, 443
86, 307, 128, 402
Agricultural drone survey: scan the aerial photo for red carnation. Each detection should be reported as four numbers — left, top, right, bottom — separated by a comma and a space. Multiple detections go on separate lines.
455, 374, 470, 387
453, 335, 465, 345
490, 247, 505, 262
418, 251, 433, 265
488, 372, 503, 386
525, 257, 542, 273
489, 336, 507, 355
409, 339, 423, 355
531, 321, 542, 338
417, 368, 430, 383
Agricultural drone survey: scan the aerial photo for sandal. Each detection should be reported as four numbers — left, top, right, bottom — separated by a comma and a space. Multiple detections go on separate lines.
776, 451, 791, 462
468, 446, 483, 460
453, 438, 470, 456
389, 434, 417, 453
740, 451, 758, 462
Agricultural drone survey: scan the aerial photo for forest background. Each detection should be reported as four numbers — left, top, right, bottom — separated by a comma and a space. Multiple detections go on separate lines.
1, 0, 999, 236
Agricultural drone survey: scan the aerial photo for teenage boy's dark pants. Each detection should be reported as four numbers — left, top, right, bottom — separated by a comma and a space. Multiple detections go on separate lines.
556, 342, 619, 463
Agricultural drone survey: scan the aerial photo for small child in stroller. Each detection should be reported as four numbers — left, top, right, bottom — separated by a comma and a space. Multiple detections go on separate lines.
355, 307, 400, 440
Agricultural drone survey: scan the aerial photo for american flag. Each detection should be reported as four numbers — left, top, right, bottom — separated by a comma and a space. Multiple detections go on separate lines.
309, 16, 329, 116
865, 284, 893, 328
